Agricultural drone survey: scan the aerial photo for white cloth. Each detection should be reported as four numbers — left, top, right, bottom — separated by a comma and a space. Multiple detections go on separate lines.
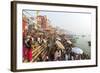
71, 47, 83, 54
54, 50, 61, 60
67, 40, 72, 44
65, 54, 68, 60
56, 37, 61, 41
43, 39, 47, 43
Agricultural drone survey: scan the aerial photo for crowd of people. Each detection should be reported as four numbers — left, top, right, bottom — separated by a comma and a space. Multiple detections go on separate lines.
23, 28, 90, 62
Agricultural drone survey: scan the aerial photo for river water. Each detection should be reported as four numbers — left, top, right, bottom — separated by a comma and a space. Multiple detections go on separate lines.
73, 35, 91, 57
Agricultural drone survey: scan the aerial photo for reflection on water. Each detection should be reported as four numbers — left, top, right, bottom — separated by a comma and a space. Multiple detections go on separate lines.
73, 35, 91, 57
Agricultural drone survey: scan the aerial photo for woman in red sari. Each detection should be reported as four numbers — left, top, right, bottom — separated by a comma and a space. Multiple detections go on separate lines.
25, 36, 33, 62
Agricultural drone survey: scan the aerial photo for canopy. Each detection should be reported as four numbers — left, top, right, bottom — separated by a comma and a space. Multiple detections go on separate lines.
55, 40, 65, 50
72, 47, 83, 54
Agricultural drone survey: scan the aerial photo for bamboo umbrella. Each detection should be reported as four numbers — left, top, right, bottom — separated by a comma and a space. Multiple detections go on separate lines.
55, 40, 65, 50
